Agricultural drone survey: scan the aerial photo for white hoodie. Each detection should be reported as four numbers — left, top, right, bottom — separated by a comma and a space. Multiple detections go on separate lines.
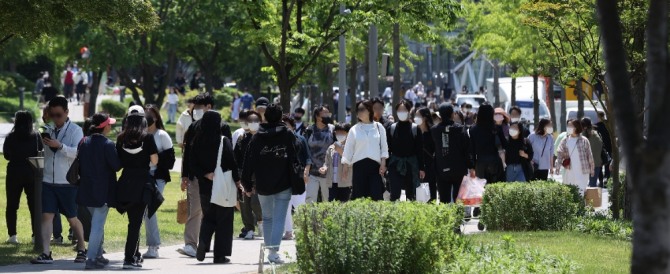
43, 120, 83, 185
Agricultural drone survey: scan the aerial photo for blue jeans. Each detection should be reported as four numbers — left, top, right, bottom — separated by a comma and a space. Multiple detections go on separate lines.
506, 164, 526, 182
86, 206, 109, 260
168, 104, 177, 122
589, 167, 602, 187
144, 179, 166, 246
258, 188, 292, 252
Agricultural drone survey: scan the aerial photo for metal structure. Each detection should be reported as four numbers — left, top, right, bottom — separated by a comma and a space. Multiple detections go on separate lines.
449, 52, 493, 93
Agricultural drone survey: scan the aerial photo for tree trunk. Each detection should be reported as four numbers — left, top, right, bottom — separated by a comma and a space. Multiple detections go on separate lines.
279, 74, 291, 113
511, 77, 517, 106
392, 23, 401, 117
561, 80, 567, 131
88, 70, 103, 117
577, 79, 584, 119
155, 51, 177, 109
597, 0, 669, 273
350, 56, 358, 124
118, 68, 143, 105
533, 72, 539, 126
548, 77, 557, 129
493, 60, 500, 107
364, 47, 370, 100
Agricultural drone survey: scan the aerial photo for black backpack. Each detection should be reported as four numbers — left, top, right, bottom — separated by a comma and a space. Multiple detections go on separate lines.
434, 123, 468, 178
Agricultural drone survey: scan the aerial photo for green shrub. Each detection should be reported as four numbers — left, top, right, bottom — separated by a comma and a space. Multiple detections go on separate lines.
100, 100, 127, 118
0, 97, 40, 121
295, 200, 465, 274
568, 211, 632, 241
607, 173, 627, 215
445, 240, 576, 273
0, 72, 35, 97
481, 182, 579, 231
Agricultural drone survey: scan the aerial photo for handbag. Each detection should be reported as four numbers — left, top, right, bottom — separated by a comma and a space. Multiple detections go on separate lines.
176, 193, 188, 224
562, 139, 579, 169
211, 137, 237, 207
66, 137, 86, 185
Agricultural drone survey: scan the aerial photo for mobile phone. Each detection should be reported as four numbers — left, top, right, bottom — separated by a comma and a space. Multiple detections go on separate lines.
41, 133, 51, 139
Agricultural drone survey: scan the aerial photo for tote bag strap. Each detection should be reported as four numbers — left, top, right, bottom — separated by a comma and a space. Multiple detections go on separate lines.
216, 136, 224, 167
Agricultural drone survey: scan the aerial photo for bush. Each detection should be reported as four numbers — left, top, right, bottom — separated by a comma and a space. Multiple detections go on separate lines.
568, 211, 633, 241
295, 200, 465, 274
0, 72, 35, 97
607, 173, 627, 215
481, 182, 579, 231
445, 240, 576, 273
100, 100, 127, 118
0, 97, 40, 121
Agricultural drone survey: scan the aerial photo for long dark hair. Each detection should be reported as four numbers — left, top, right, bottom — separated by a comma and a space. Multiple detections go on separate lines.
535, 118, 551, 135
10, 110, 34, 139
417, 107, 434, 128
118, 115, 147, 146
191, 111, 222, 151
144, 104, 165, 130
476, 104, 494, 128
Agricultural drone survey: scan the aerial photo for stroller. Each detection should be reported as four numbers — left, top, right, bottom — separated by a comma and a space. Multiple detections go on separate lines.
457, 176, 487, 232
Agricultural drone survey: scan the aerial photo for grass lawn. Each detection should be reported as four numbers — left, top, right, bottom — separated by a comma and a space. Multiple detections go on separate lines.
0, 157, 243, 266
469, 231, 631, 274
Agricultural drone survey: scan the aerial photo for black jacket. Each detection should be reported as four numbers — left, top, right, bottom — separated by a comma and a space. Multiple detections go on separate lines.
154, 148, 176, 182
182, 120, 233, 180
468, 124, 507, 167
431, 121, 471, 179
387, 121, 425, 170
242, 123, 296, 195
189, 135, 239, 198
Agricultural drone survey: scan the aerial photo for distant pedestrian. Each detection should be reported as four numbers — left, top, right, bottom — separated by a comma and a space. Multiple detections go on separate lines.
231, 93, 241, 122
505, 122, 534, 182
581, 118, 603, 188
61, 64, 75, 101
320, 123, 352, 202
528, 119, 555, 180
166, 88, 179, 124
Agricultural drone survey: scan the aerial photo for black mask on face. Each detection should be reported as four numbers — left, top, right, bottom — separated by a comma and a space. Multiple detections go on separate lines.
294, 115, 302, 121
321, 116, 333, 124
146, 116, 155, 127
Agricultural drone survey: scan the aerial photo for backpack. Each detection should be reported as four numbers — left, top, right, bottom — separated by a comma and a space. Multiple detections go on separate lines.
390, 122, 418, 139
435, 123, 468, 178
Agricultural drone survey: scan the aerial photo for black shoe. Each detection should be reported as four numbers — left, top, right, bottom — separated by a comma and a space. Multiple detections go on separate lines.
213, 257, 231, 264
196, 245, 207, 262
473, 207, 481, 217
75, 250, 87, 263
123, 260, 142, 270
31, 252, 54, 264
96, 256, 110, 266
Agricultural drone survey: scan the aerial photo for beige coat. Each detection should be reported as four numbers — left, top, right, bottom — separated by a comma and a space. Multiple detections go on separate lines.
322, 143, 353, 188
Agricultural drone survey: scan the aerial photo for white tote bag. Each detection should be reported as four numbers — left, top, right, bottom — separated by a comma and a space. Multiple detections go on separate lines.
211, 137, 237, 207
415, 183, 431, 202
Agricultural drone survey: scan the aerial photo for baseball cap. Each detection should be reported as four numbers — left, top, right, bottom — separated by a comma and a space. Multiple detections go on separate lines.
256, 97, 269, 108
128, 105, 145, 116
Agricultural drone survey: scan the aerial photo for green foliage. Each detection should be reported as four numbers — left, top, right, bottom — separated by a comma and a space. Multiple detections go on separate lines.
568, 211, 633, 241
608, 173, 627, 215
0, 72, 34, 97
294, 200, 466, 274
100, 100, 127, 118
481, 182, 580, 231
0, 97, 39, 122
445, 241, 577, 273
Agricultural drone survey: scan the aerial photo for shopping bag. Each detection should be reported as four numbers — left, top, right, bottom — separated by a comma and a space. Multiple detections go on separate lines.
457, 176, 487, 206
585, 187, 602, 207
211, 137, 238, 208
177, 194, 188, 224
416, 183, 430, 202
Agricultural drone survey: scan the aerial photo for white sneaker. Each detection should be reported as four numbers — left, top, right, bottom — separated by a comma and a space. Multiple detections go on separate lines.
244, 230, 255, 240
6, 235, 19, 244
268, 252, 285, 264
177, 245, 197, 258
257, 223, 264, 237
143, 246, 159, 259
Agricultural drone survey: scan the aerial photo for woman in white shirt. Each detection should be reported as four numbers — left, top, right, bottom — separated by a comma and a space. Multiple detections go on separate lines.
167, 88, 179, 124
342, 100, 389, 201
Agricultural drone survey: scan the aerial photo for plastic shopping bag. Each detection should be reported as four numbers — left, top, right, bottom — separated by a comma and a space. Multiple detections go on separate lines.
415, 183, 431, 202
457, 176, 487, 205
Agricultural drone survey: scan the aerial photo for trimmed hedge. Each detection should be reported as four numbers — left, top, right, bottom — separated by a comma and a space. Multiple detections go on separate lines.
295, 200, 465, 274
100, 100, 127, 118
445, 242, 576, 273
481, 182, 580, 231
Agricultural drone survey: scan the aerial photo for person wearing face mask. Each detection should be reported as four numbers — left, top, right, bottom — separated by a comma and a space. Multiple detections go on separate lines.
387, 100, 425, 201
505, 122, 534, 182
190, 93, 232, 139
509, 106, 531, 137
233, 111, 263, 240
303, 105, 335, 203
232, 111, 250, 149
141, 105, 176, 259
281, 115, 311, 240
415, 108, 437, 201
494, 108, 510, 139
528, 119, 555, 180
460, 103, 475, 126
293, 107, 307, 136
468, 104, 508, 185
320, 123, 353, 202
556, 119, 595, 195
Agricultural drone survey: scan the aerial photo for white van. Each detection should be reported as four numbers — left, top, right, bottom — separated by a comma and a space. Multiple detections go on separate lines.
566, 107, 604, 124
507, 99, 551, 131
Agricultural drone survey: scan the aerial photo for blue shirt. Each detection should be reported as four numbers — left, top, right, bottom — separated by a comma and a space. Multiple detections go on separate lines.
240, 93, 254, 110
528, 133, 554, 170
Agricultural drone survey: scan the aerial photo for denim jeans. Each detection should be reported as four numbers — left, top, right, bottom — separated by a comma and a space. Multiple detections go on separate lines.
168, 104, 178, 122
506, 164, 526, 182
589, 167, 602, 187
144, 179, 166, 246
258, 188, 292, 252
86, 205, 109, 260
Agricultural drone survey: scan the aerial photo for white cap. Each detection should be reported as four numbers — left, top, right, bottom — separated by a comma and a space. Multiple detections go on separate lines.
128, 105, 145, 116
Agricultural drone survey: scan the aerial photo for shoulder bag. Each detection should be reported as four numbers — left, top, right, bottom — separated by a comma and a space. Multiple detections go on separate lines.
66, 137, 86, 186
211, 136, 237, 207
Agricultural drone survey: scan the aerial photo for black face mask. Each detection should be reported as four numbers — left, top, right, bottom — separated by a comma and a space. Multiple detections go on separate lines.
294, 116, 302, 121
146, 116, 155, 127
321, 117, 333, 124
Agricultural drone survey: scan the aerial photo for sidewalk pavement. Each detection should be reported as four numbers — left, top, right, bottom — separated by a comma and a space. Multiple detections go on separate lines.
0, 238, 297, 274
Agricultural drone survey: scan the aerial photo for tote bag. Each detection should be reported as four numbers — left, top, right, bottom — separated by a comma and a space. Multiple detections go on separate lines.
211, 137, 237, 207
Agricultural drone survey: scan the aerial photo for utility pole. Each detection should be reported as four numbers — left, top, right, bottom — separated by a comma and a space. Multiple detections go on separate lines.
368, 24, 379, 98
337, 4, 348, 123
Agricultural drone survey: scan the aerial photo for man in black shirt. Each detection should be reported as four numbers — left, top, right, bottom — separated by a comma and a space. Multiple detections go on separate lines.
431, 104, 471, 203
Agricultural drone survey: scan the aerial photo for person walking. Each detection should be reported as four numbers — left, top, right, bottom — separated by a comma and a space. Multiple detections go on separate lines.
303, 105, 335, 203
528, 119, 555, 180
594, 112, 612, 187
4, 111, 43, 244
581, 118, 604, 188
556, 119, 595, 195
505, 122, 534, 182
187, 111, 238, 264
233, 111, 263, 240
414, 107, 436, 201
231, 93, 241, 122
116, 106, 159, 270
468, 104, 507, 184
166, 88, 179, 124
320, 123, 353, 202
387, 100, 424, 201
341, 100, 389, 201
142, 106, 175, 259
31, 97, 87, 265
281, 115, 311, 240
431, 104, 471, 203
76, 113, 121, 269
241, 104, 296, 264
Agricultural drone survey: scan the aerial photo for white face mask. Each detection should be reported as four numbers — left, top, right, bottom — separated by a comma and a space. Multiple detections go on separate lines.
414, 117, 423, 125
241, 122, 249, 130
336, 134, 347, 142
566, 127, 575, 135
397, 111, 409, 121
192, 109, 204, 121
545, 127, 554, 134
509, 129, 519, 137
494, 114, 504, 122
511, 117, 520, 123
248, 122, 260, 132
